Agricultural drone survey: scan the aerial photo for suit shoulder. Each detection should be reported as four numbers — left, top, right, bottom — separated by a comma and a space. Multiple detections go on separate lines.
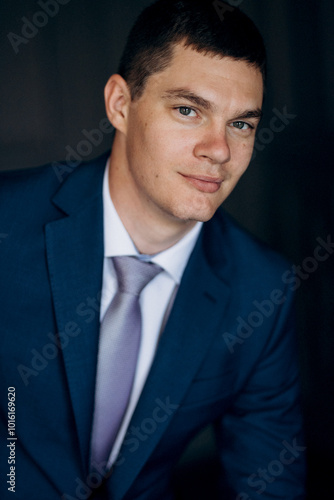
0, 151, 109, 200
0, 152, 108, 232
0, 163, 62, 215
0, 159, 75, 200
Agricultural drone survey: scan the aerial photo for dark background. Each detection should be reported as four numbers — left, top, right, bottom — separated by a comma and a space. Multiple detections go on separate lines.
1, 0, 333, 498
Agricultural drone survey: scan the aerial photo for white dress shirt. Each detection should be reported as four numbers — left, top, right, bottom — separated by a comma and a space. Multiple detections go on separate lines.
100, 160, 202, 466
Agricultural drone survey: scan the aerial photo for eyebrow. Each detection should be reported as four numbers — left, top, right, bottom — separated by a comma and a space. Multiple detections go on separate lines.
161, 88, 263, 121
161, 89, 216, 111
232, 109, 263, 121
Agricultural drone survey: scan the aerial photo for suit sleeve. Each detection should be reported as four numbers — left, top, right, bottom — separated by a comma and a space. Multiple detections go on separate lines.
215, 285, 306, 499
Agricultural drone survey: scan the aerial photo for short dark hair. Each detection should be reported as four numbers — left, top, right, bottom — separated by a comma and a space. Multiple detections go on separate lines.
118, 0, 266, 100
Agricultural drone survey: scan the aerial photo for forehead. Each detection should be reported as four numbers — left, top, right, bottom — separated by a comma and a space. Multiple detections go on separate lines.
143, 43, 264, 109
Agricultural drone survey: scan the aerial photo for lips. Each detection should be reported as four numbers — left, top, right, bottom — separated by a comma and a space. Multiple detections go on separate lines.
180, 174, 223, 193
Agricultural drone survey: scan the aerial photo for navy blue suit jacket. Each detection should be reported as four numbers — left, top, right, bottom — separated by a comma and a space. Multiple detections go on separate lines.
0, 152, 305, 499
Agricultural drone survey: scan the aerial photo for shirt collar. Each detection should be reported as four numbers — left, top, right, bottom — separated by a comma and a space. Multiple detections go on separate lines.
103, 159, 202, 284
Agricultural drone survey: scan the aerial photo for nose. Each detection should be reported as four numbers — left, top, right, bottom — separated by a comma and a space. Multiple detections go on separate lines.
193, 128, 231, 165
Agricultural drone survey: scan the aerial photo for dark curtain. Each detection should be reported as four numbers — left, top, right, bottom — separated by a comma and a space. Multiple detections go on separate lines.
1, 0, 333, 498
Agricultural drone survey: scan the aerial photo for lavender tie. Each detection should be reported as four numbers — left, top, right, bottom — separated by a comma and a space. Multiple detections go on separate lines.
90, 256, 163, 468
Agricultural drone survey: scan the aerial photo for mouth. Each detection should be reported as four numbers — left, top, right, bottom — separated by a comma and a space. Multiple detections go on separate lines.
180, 174, 223, 193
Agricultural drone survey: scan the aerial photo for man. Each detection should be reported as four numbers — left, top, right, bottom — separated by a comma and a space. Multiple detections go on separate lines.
0, 0, 305, 498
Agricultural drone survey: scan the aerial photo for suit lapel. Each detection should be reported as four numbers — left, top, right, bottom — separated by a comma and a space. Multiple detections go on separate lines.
45, 155, 107, 471
108, 219, 231, 500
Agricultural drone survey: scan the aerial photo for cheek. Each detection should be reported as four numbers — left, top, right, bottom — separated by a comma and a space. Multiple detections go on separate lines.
126, 131, 171, 190
141, 128, 184, 176
231, 141, 254, 174
126, 122, 156, 175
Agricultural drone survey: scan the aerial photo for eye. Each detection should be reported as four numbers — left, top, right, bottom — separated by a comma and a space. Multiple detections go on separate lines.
231, 121, 253, 130
177, 106, 197, 117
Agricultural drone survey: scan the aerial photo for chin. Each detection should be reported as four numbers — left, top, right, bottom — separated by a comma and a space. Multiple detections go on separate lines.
173, 206, 218, 224
192, 212, 217, 223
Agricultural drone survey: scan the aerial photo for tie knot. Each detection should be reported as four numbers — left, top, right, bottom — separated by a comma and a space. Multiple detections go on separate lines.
112, 256, 163, 296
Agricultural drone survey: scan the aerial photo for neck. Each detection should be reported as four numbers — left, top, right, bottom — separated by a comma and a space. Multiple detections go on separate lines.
115, 208, 196, 255
108, 139, 197, 255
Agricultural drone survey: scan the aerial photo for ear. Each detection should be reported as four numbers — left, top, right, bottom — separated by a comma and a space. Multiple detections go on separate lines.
104, 74, 131, 134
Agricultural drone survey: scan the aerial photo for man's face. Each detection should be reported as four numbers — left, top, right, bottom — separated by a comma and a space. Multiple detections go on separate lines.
114, 43, 263, 226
